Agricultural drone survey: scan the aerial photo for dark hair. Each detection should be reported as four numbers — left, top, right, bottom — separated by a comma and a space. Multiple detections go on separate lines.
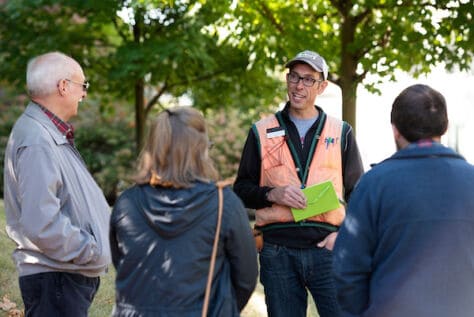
390, 84, 448, 142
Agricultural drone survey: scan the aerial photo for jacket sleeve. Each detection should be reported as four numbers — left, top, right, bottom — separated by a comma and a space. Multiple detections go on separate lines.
342, 123, 365, 202
233, 127, 273, 209
109, 191, 131, 269
333, 175, 376, 315
109, 202, 121, 269
16, 144, 98, 264
223, 188, 258, 311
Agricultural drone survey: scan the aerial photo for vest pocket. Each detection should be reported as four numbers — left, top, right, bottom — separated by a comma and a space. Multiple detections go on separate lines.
261, 138, 286, 169
263, 164, 300, 187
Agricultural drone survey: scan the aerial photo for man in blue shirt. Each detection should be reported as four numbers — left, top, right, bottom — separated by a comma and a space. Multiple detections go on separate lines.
334, 84, 474, 317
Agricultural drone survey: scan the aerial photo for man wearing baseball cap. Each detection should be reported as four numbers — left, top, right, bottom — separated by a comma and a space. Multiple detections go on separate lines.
234, 50, 364, 317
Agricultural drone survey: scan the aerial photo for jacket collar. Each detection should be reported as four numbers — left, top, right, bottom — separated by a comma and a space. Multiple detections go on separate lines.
388, 141, 464, 162
24, 102, 69, 146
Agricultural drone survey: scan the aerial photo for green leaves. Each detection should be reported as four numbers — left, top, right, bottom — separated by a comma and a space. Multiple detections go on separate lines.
0, 0, 472, 154
226, 0, 473, 131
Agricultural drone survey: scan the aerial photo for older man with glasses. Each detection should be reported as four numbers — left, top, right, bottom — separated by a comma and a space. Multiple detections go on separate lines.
234, 50, 364, 317
3, 51, 111, 317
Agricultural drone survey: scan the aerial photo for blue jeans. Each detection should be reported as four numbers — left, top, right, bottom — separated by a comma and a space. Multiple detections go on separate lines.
19, 272, 100, 317
259, 243, 341, 317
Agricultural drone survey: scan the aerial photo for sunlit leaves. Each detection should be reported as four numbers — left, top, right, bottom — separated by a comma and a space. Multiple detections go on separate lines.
224, 0, 473, 129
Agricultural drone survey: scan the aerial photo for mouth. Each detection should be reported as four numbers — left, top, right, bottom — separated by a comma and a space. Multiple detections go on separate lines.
291, 92, 305, 101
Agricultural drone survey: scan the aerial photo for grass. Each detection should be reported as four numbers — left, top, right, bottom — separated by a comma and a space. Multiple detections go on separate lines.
0, 201, 318, 317
0, 202, 23, 317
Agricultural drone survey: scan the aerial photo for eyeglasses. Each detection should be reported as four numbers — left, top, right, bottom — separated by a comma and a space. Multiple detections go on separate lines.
65, 79, 90, 91
287, 72, 323, 87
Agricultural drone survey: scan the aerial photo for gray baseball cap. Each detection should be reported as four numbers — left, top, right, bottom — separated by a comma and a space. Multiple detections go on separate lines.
285, 50, 329, 80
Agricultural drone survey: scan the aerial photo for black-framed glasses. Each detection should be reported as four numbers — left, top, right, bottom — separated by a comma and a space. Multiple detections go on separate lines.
65, 79, 90, 91
287, 72, 323, 87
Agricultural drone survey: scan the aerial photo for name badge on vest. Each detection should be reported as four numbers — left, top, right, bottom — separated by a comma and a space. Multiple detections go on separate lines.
266, 127, 285, 138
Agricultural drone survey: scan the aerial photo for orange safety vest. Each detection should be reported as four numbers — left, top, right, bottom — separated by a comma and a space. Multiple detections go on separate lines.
254, 111, 345, 227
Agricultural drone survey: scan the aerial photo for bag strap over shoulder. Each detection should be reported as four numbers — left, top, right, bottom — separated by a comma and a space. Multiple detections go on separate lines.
202, 181, 229, 317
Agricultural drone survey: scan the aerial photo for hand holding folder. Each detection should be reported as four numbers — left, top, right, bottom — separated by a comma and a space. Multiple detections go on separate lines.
291, 181, 341, 222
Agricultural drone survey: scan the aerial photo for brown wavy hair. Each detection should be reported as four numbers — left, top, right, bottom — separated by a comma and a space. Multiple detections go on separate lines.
135, 107, 219, 188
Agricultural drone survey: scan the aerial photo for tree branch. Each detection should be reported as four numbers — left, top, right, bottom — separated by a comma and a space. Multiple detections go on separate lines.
256, 0, 285, 34
353, 9, 371, 25
112, 16, 129, 42
144, 69, 228, 113
145, 81, 167, 116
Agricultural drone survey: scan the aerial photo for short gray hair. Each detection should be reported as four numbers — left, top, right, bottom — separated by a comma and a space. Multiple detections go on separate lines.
26, 52, 80, 97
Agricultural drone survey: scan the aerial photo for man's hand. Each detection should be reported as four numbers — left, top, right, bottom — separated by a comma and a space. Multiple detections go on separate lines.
267, 185, 307, 209
317, 232, 338, 251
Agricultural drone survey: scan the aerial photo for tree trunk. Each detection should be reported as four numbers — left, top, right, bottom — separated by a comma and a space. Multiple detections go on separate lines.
133, 9, 145, 153
339, 10, 359, 135
135, 78, 145, 153
341, 81, 357, 133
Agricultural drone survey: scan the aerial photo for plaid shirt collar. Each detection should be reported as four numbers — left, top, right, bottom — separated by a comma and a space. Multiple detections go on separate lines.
36, 102, 75, 146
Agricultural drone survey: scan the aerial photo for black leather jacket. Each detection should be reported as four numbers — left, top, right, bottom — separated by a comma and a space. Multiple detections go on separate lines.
110, 181, 258, 317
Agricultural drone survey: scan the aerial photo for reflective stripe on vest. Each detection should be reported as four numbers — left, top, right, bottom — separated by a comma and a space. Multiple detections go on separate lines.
254, 113, 345, 227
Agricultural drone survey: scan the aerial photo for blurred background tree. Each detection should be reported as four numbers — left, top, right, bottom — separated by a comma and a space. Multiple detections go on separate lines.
0, 0, 472, 203
0, 0, 281, 150
0, 0, 280, 202
226, 0, 473, 132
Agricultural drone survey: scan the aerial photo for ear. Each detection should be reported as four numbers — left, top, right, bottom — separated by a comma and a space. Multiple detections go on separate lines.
392, 124, 400, 139
392, 124, 410, 149
317, 80, 329, 94
57, 79, 68, 96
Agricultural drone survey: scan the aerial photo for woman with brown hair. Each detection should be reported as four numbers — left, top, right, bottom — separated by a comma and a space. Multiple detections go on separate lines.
109, 107, 257, 317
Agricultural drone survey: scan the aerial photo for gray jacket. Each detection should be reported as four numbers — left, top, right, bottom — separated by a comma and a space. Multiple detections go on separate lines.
3, 102, 111, 277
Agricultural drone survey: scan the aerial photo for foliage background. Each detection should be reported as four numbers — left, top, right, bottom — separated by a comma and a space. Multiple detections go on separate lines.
2, 0, 472, 149
0, 1, 472, 316
0, 85, 275, 204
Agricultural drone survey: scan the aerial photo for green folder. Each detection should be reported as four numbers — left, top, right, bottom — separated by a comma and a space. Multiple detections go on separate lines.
291, 180, 341, 222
